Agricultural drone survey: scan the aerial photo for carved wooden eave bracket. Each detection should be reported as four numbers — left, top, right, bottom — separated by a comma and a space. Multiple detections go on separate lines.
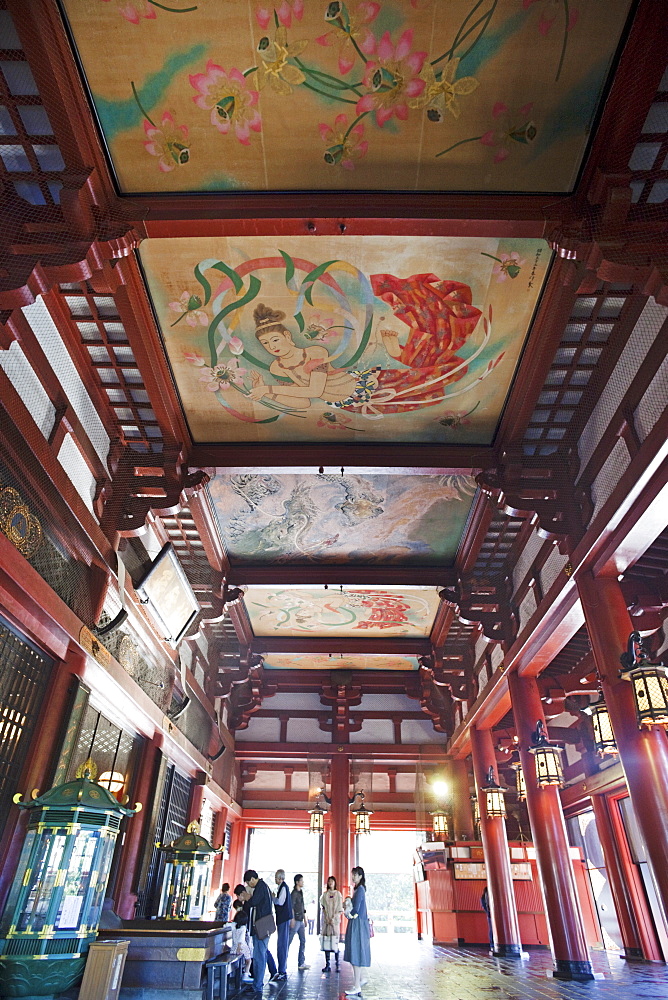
417, 658, 452, 734
439, 575, 516, 645
227, 654, 276, 731
476, 454, 590, 545
100, 450, 209, 538
319, 671, 363, 742
0, 179, 147, 311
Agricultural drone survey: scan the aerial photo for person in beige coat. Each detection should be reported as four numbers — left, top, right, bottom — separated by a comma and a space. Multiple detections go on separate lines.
319, 876, 344, 972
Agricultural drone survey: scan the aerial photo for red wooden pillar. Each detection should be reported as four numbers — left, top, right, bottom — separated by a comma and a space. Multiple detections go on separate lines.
115, 733, 163, 919
329, 753, 351, 897
578, 570, 668, 925
211, 805, 229, 896
508, 671, 594, 980
226, 819, 246, 887
449, 758, 474, 841
470, 726, 522, 957
188, 773, 207, 826
589, 793, 654, 959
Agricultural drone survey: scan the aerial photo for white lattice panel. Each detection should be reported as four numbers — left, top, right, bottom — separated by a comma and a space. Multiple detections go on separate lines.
23, 296, 110, 467
578, 298, 668, 477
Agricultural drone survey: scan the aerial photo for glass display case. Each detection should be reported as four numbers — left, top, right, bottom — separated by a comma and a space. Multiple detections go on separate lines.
158, 823, 220, 920
0, 772, 139, 999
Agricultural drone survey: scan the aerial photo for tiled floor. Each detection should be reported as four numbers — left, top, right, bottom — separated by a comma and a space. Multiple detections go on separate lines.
261, 934, 668, 1000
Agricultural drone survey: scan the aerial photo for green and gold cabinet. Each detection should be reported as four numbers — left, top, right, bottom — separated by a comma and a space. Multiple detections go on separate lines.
158, 824, 220, 921
0, 774, 138, 999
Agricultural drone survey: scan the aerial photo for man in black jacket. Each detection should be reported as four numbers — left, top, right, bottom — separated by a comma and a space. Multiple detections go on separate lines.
288, 874, 310, 970
244, 870, 274, 996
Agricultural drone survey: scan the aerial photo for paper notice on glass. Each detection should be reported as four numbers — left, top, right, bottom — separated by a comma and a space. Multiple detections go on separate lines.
58, 895, 84, 928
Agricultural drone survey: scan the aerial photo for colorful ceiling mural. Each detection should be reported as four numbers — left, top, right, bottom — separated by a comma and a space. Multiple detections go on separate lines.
245, 586, 440, 637
139, 234, 551, 444
62, 0, 632, 194
208, 473, 475, 565
263, 653, 419, 670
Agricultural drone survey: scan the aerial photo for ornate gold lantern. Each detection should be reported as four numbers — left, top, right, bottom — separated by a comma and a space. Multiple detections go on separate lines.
481, 766, 506, 818
528, 720, 564, 787
620, 631, 668, 728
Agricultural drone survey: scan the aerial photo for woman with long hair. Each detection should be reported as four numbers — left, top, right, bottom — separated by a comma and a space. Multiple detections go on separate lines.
343, 866, 371, 995
319, 875, 343, 972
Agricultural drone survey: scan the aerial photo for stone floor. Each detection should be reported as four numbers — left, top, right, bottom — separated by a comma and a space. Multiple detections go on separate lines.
257, 934, 668, 1000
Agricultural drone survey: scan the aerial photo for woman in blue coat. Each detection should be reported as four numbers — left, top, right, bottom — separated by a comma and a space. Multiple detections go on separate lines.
343, 866, 371, 996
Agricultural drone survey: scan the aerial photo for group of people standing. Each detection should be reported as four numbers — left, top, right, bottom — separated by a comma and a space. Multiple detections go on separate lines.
215, 867, 371, 997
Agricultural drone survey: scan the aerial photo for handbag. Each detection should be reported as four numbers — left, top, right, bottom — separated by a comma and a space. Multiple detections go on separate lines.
368, 919, 374, 939
254, 912, 276, 940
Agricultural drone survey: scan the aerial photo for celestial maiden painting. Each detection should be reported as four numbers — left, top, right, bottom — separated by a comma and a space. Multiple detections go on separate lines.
60, 0, 632, 193
208, 473, 476, 565
140, 234, 551, 444
245, 586, 440, 638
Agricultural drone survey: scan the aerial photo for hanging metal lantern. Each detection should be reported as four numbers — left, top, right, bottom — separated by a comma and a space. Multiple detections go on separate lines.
509, 751, 526, 801
585, 694, 618, 755
620, 631, 668, 728
481, 766, 506, 818
354, 793, 373, 835
470, 791, 481, 837
431, 808, 449, 839
309, 796, 325, 835
527, 720, 564, 787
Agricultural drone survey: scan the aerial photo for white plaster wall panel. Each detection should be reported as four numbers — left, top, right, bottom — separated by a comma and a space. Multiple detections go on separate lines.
0, 339, 56, 439
540, 544, 569, 595
490, 643, 504, 670
518, 587, 538, 631
401, 719, 442, 743
349, 719, 394, 743
235, 716, 281, 741
635, 354, 668, 442
57, 433, 96, 513
286, 717, 330, 742
358, 693, 417, 712
23, 296, 110, 467
512, 527, 544, 593
263, 692, 325, 711
395, 772, 416, 793
591, 437, 631, 519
